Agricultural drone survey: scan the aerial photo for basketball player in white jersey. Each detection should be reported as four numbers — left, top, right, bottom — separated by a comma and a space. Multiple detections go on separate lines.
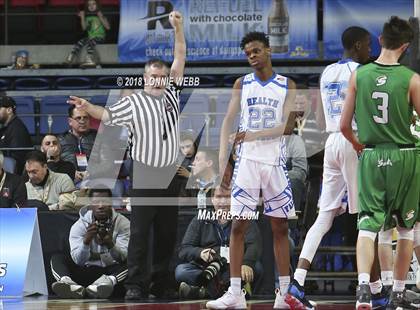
206, 32, 296, 309
285, 27, 378, 310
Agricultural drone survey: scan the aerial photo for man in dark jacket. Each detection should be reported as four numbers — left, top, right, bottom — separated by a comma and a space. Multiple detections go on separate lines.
40, 134, 76, 181
0, 95, 33, 174
0, 151, 27, 208
58, 106, 96, 183
175, 187, 263, 299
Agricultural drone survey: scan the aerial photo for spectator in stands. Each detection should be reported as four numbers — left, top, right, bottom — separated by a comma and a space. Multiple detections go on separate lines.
59, 106, 96, 183
0, 95, 33, 174
174, 132, 197, 197
176, 187, 263, 299
50, 187, 130, 299
191, 148, 219, 191
25, 150, 75, 210
284, 92, 309, 211
3, 50, 39, 70
40, 134, 76, 181
65, 0, 110, 68
0, 151, 27, 208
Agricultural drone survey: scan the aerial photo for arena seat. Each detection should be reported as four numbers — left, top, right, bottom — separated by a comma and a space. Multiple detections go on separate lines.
223, 74, 241, 87
56, 76, 92, 90
10, 0, 44, 6
3, 157, 17, 174
48, 0, 83, 6
39, 95, 70, 134
14, 77, 50, 90
0, 78, 11, 91
12, 96, 36, 135
193, 75, 219, 88
99, 0, 119, 6
96, 76, 121, 89
90, 93, 120, 107
308, 74, 320, 87
179, 92, 209, 132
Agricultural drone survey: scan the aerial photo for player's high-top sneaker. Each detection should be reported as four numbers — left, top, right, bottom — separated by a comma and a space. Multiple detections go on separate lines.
274, 288, 290, 309
206, 287, 246, 309
386, 290, 418, 310
284, 279, 315, 309
356, 284, 372, 310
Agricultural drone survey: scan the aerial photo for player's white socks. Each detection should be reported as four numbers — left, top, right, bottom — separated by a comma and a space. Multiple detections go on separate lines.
381, 271, 393, 286
358, 273, 370, 285
279, 276, 290, 295
392, 280, 405, 292
230, 277, 242, 295
369, 279, 382, 294
294, 268, 307, 287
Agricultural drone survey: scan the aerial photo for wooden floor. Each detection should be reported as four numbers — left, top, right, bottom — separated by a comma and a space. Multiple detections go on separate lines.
0, 296, 356, 309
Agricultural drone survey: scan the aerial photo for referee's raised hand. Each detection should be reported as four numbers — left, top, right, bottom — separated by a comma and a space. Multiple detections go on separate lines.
67, 96, 89, 111
169, 11, 183, 29
67, 95, 109, 122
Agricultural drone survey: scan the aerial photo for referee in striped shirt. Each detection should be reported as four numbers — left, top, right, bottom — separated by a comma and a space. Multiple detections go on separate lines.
68, 11, 186, 300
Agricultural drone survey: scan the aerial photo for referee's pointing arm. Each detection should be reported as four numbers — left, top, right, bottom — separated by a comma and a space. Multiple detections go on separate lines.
67, 95, 109, 122
67, 11, 186, 117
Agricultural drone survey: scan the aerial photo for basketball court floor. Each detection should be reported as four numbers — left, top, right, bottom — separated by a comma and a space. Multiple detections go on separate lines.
0, 295, 356, 309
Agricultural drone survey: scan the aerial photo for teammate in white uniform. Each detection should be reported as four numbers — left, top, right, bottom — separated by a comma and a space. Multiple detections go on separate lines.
206, 32, 296, 309
285, 27, 373, 310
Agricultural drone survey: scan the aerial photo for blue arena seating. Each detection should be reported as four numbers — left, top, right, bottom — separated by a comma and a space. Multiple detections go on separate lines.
12, 96, 36, 134
14, 77, 50, 90
55, 76, 92, 90
96, 76, 121, 89
179, 91, 209, 132
0, 78, 11, 90
39, 95, 69, 134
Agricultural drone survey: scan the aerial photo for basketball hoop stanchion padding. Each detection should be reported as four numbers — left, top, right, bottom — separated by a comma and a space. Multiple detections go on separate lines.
0, 208, 48, 297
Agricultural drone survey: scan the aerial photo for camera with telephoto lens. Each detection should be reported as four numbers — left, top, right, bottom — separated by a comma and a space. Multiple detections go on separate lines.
200, 252, 227, 284
96, 219, 112, 239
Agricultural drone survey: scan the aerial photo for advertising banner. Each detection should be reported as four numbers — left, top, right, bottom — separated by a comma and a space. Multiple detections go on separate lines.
118, 0, 318, 62
0, 208, 47, 297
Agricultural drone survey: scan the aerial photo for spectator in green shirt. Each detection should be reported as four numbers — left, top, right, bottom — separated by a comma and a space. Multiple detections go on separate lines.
65, 0, 110, 68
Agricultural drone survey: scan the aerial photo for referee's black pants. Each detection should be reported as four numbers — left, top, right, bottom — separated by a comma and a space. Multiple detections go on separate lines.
125, 162, 179, 295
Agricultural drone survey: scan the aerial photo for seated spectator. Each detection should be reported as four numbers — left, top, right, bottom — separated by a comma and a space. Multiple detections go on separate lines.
0, 95, 33, 174
40, 134, 76, 181
284, 91, 309, 211
59, 106, 97, 183
175, 187, 263, 299
284, 132, 308, 212
25, 151, 75, 210
50, 187, 130, 299
65, 0, 110, 68
2, 50, 39, 70
0, 151, 27, 208
173, 132, 197, 197
191, 148, 219, 190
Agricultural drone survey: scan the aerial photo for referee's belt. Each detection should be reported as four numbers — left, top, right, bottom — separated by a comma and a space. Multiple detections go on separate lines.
365, 143, 415, 149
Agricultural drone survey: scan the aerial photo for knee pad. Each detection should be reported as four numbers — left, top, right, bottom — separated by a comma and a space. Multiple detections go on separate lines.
358, 230, 377, 242
378, 228, 393, 245
414, 222, 420, 248
396, 227, 414, 241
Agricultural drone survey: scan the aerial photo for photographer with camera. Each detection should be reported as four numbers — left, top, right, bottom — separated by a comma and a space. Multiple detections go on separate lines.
175, 187, 263, 299
50, 187, 130, 299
